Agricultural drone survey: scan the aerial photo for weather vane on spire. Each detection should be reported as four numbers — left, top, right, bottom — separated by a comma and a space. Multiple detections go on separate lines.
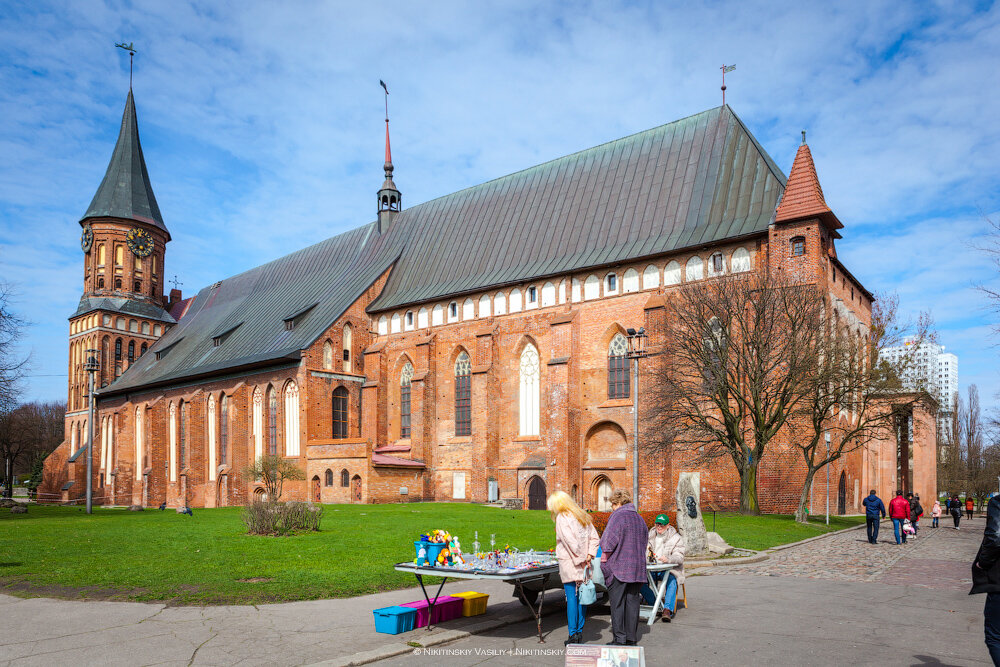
720, 64, 735, 106
379, 79, 392, 170
115, 42, 136, 88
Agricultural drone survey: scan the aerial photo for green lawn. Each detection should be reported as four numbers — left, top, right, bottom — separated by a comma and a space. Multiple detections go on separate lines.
0, 504, 863, 604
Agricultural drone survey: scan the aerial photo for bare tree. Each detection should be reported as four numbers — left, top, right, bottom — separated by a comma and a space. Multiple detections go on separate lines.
643, 271, 822, 514
0, 283, 28, 414
963, 385, 996, 509
241, 455, 305, 501
938, 394, 967, 496
0, 401, 62, 497
791, 294, 933, 522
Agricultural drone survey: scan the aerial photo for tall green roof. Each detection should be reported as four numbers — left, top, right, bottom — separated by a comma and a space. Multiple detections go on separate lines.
81, 90, 168, 237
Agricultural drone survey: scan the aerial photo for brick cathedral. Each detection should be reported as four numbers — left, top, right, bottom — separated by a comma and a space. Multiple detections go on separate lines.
42, 86, 938, 512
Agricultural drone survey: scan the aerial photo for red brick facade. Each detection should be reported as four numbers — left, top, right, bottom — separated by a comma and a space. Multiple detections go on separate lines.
43, 136, 937, 514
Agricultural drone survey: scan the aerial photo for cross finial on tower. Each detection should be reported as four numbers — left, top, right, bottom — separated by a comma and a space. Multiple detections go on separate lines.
115, 42, 136, 89
169, 275, 183, 290
376, 79, 401, 231
720, 64, 735, 105
801, 130, 807, 145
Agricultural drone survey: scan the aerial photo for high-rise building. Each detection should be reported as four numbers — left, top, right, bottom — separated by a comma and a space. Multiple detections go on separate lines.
880, 337, 959, 441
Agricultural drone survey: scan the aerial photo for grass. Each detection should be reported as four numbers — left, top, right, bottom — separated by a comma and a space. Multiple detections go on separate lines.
708, 512, 865, 551
0, 503, 864, 604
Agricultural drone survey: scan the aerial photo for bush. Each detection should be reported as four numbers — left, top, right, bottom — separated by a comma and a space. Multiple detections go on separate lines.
242, 500, 323, 536
589, 510, 674, 536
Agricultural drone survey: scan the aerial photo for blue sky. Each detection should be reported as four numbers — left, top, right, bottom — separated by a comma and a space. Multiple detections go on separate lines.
1, 1, 999, 410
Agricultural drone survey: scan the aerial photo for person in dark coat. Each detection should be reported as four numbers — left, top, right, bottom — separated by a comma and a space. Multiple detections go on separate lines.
971, 494, 1000, 664
600, 489, 648, 646
861, 490, 886, 544
952, 495, 964, 529
908, 493, 924, 533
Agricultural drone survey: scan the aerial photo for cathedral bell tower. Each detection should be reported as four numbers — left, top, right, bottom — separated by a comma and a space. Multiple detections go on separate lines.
67, 88, 176, 427
376, 80, 401, 233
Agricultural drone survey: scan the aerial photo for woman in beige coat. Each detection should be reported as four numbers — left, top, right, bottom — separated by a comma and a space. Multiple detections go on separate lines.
642, 513, 685, 621
548, 490, 600, 645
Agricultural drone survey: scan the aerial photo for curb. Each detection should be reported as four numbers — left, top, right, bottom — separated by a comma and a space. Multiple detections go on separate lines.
318, 607, 559, 667
766, 521, 866, 553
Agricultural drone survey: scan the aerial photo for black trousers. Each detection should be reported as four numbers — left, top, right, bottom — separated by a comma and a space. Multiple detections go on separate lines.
607, 574, 642, 644
866, 517, 880, 543
953, 511, 962, 527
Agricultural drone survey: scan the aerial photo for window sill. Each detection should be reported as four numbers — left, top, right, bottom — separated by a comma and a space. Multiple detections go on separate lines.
599, 398, 633, 409
514, 436, 541, 443
446, 436, 472, 445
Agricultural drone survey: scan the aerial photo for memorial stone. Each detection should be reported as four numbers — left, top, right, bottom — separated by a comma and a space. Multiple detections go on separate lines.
676, 472, 707, 555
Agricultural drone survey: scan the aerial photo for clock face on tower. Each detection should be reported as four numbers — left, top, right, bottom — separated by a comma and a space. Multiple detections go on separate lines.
80, 224, 93, 252
126, 228, 155, 258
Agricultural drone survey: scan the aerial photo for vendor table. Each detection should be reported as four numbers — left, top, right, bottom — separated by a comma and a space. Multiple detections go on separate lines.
394, 562, 558, 642
639, 562, 678, 626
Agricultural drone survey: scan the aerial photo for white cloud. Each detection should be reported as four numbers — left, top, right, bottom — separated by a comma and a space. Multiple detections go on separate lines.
1, 1, 998, 407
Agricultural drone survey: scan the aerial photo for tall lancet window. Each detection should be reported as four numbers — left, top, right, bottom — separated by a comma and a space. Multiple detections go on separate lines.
455, 352, 471, 436
400, 362, 414, 439
608, 334, 630, 399
519, 344, 540, 437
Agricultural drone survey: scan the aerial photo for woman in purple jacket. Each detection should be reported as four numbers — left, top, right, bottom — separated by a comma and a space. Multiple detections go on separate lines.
600, 489, 649, 646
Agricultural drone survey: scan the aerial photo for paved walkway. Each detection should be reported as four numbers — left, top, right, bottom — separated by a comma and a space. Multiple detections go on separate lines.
375, 520, 988, 666
0, 520, 987, 666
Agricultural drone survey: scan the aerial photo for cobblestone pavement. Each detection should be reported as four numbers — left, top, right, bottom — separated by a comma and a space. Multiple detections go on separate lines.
701, 518, 980, 589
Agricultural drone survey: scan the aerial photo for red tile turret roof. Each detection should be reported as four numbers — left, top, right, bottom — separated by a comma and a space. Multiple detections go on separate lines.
774, 142, 842, 230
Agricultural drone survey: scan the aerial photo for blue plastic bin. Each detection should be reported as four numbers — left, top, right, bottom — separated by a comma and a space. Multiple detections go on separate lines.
373, 606, 417, 634
414, 541, 432, 565
424, 542, 446, 566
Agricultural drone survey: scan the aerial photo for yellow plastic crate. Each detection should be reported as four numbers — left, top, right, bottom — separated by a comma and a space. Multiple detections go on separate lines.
452, 591, 489, 617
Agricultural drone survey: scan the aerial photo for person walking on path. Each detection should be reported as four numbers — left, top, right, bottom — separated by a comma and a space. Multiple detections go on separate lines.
932, 500, 942, 528
889, 490, 911, 544
970, 493, 1000, 664
969, 497, 977, 520
862, 490, 886, 544
600, 489, 648, 646
953, 495, 964, 529
547, 490, 600, 646
910, 493, 924, 534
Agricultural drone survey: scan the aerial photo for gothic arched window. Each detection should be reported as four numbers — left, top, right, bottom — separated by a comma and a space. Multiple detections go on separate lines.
252, 387, 263, 462
340, 469, 349, 487
284, 382, 300, 456
219, 394, 228, 465
128, 340, 135, 364
325, 469, 333, 487
400, 362, 414, 439
519, 344, 540, 436
455, 352, 471, 436
115, 338, 122, 361
178, 400, 187, 469
332, 387, 349, 439
267, 387, 278, 456
608, 333, 630, 399
322, 341, 333, 369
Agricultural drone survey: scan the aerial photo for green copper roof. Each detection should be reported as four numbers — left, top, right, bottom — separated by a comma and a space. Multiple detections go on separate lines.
81, 90, 168, 236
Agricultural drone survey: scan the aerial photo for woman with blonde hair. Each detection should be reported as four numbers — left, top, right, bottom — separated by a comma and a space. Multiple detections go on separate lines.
548, 490, 600, 645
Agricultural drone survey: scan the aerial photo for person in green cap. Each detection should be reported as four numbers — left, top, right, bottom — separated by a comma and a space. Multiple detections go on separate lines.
641, 513, 685, 621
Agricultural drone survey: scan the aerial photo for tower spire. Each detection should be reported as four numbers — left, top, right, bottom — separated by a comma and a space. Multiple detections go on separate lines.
376, 79, 401, 233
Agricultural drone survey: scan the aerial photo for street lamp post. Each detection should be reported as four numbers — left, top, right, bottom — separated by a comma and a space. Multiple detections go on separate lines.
825, 432, 831, 526
625, 327, 648, 511
83, 349, 100, 515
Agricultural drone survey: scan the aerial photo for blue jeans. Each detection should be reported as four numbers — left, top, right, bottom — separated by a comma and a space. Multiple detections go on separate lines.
563, 582, 585, 636
986, 592, 1000, 665
640, 571, 678, 611
892, 518, 907, 544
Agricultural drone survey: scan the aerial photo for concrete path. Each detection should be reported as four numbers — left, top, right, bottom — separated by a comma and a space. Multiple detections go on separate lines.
0, 520, 986, 666
374, 520, 988, 666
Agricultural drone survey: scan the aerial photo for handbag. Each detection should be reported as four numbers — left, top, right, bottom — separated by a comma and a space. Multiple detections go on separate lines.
578, 565, 597, 606
590, 553, 605, 587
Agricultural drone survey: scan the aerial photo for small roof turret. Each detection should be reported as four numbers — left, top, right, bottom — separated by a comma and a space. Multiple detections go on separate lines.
774, 131, 842, 233
81, 90, 168, 238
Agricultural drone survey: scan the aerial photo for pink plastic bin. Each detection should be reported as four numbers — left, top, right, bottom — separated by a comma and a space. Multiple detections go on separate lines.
399, 596, 464, 627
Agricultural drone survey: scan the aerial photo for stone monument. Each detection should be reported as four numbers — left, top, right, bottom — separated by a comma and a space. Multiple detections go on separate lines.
676, 472, 707, 556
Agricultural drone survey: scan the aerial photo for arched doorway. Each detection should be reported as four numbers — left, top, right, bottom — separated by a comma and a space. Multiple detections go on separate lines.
837, 471, 847, 515
253, 487, 266, 502
312, 475, 321, 503
595, 477, 613, 511
352, 475, 362, 503
527, 476, 546, 510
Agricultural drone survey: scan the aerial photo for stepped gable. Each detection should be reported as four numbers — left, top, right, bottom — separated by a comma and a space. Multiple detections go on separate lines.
82, 90, 167, 234
368, 104, 787, 312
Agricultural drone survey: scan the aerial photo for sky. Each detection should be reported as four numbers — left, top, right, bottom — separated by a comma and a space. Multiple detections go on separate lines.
1, 0, 999, 412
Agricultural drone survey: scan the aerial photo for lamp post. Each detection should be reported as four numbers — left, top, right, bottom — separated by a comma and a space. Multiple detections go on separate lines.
83, 349, 100, 515
825, 432, 831, 526
625, 327, 648, 511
